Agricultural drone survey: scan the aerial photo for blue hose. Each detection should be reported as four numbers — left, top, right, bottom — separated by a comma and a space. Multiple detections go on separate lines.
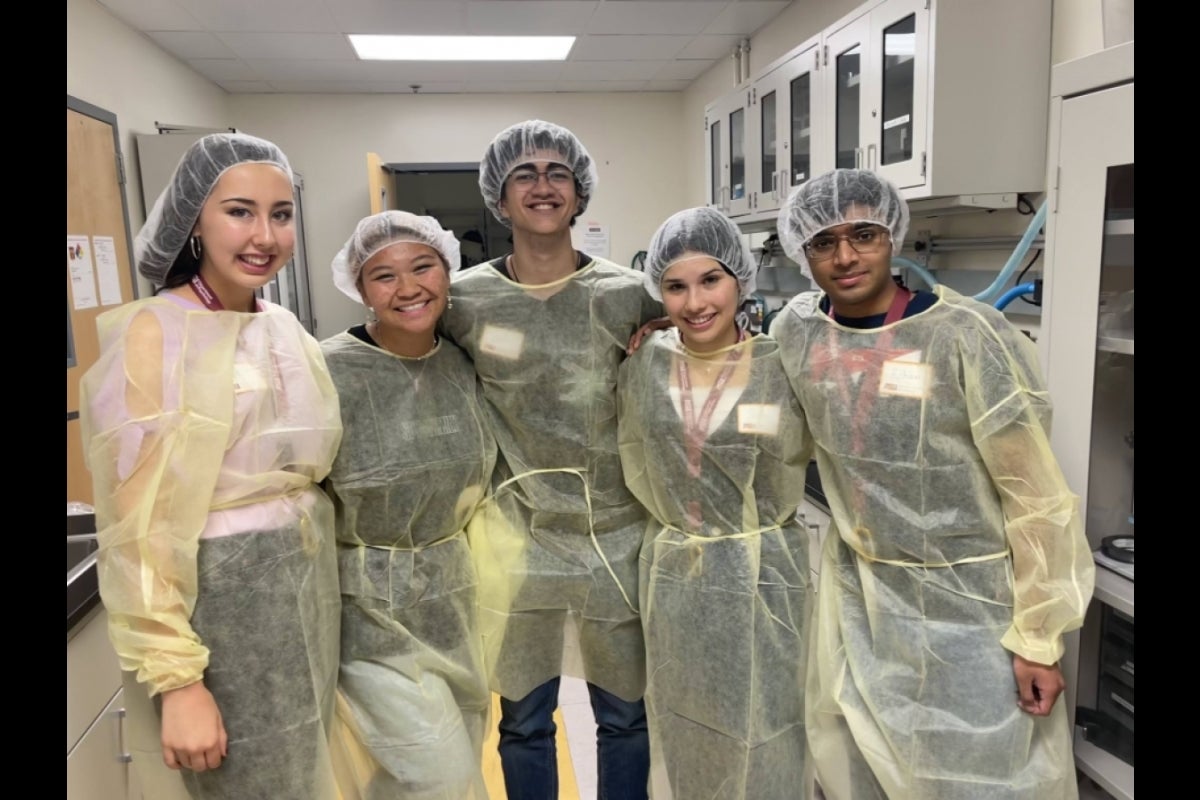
973, 199, 1047, 302
994, 282, 1037, 310
891, 256, 939, 290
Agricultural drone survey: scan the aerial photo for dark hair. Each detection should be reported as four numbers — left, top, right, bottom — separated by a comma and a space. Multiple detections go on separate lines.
157, 246, 202, 293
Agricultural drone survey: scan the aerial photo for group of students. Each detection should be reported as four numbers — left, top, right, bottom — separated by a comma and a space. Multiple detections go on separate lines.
79, 118, 1094, 800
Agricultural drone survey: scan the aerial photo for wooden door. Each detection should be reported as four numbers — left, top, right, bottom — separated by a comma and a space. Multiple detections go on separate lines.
67, 97, 137, 504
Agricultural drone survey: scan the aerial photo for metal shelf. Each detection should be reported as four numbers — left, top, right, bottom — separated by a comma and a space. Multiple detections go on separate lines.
1097, 336, 1134, 355
1093, 565, 1134, 617
1074, 730, 1134, 800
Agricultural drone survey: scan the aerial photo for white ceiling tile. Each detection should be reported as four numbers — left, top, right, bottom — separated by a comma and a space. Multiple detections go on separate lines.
96, 0, 200, 32
702, 1, 791, 36
217, 32, 357, 60
188, 59, 260, 81
654, 59, 712, 80
675, 34, 742, 59
644, 79, 694, 91
588, 2, 724, 35
215, 80, 276, 93
554, 80, 649, 92
571, 34, 689, 60
466, 81, 565, 93
148, 31, 237, 59
175, 0, 338, 33
352, 61, 468, 82
242, 59, 375, 81
266, 80, 469, 94
466, 2, 598, 35
560, 59, 667, 80
325, 1, 469, 34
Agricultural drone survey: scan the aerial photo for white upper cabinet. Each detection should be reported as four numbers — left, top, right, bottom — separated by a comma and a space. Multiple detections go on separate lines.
751, 35, 822, 217
706, 0, 1053, 226
705, 89, 752, 217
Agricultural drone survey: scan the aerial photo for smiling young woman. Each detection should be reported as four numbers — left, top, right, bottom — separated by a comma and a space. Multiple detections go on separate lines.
615, 206, 816, 800
79, 133, 343, 800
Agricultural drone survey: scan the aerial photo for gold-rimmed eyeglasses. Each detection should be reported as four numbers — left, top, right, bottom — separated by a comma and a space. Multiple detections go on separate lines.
803, 226, 891, 261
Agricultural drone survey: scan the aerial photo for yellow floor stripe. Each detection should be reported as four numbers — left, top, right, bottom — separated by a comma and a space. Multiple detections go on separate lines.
482, 693, 581, 800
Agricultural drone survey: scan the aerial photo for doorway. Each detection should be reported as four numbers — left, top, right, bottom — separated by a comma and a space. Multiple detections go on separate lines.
385, 163, 510, 268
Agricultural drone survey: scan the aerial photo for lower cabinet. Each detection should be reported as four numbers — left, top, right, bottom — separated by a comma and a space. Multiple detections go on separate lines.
67, 687, 140, 800
68, 609, 142, 800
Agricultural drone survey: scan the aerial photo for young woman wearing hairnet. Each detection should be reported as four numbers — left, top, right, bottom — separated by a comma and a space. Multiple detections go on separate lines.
439, 120, 662, 799
319, 211, 497, 799
79, 133, 344, 799
616, 207, 815, 799
770, 168, 1095, 799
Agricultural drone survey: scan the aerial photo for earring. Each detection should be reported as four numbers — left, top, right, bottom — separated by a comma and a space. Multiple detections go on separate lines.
365, 306, 378, 324
446, 290, 454, 311
189, 235, 202, 259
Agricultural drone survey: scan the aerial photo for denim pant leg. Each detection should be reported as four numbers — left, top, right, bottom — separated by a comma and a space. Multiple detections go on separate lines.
589, 683, 649, 800
499, 677, 561, 800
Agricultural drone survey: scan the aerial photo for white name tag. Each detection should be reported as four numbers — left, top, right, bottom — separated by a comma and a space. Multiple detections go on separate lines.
233, 362, 267, 393
879, 356, 931, 399
737, 403, 781, 436
479, 325, 525, 361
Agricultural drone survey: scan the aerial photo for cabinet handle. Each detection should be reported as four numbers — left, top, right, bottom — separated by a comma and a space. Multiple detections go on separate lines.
868, 143, 877, 170
771, 170, 778, 202
113, 706, 133, 764
1109, 692, 1134, 716
855, 147, 863, 169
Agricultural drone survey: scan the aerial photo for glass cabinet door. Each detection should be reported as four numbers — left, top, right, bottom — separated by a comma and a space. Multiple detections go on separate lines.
790, 69, 814, 189
729, 104, 747, 212
868, 0, 929, 188
823, 13, 867, 171
759, 87, 777, 200
753, 37, 820, 215
705, 91, 752, 216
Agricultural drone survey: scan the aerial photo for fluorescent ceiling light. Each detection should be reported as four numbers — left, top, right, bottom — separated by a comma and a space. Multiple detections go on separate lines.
350, 35, 575, 61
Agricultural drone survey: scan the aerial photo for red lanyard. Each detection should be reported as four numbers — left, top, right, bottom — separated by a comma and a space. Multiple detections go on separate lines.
676, 332, 746, 529
676, 330, 747, 478
190, 273, 259, 313
828, 287, 912, 454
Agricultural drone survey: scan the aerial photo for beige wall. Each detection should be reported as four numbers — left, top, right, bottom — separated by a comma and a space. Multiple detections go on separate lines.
67, 0, 230, 296
227, 92, 687, 337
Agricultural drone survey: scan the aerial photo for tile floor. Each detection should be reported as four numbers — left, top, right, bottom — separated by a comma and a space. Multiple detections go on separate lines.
559, 676, 599, 799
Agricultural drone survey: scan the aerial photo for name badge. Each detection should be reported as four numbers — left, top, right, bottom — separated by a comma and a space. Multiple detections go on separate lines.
233, 362, 268, 393
879, 354, 931, 399
479, 325, 525, 361
737, 403, 781, 436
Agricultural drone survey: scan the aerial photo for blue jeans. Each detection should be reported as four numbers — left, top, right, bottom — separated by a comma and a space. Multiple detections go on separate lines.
498, 677, 649, 800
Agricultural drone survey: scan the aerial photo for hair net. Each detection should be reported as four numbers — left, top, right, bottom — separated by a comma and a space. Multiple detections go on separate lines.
776, 168, 909, 279
331, 210, 461, 304
479, 120, 599, 227
134, 132, 294, 285
644, 207, 757, 301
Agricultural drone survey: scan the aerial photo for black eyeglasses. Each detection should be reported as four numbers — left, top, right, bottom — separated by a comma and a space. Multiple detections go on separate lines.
803, 227, 890, 261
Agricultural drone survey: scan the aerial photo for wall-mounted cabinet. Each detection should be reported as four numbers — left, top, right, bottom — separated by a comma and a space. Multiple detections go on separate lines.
705, 0, 1052, 231
752, 36, 822, 218
1041, 41, 1134, 800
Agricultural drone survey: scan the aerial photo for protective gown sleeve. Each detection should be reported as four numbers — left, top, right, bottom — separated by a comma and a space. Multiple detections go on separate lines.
82, 306, 234, 695
964, 315, 1095, 666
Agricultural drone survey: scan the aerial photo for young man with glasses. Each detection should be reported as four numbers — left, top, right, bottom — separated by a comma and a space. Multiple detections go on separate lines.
770, 168, 1093, 799
440, 120, 660, 799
